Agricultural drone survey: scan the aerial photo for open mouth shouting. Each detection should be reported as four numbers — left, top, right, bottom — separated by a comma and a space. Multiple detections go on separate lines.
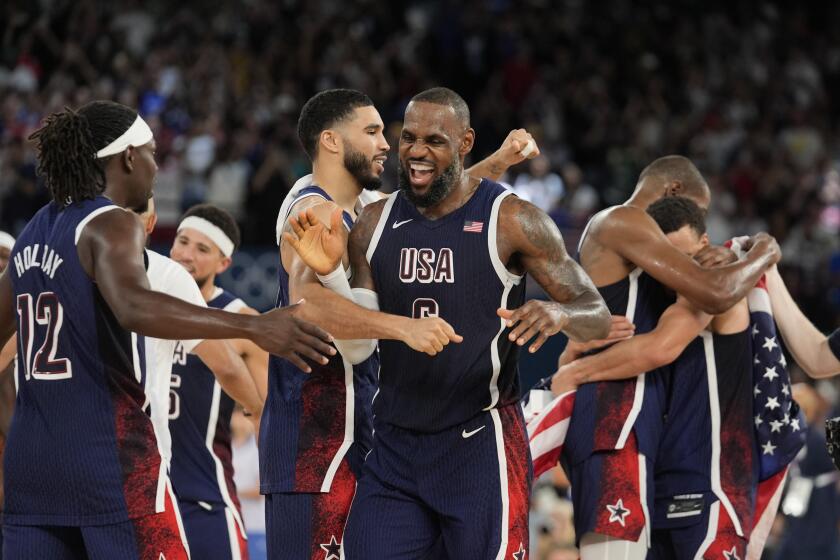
407, 159, 436, 189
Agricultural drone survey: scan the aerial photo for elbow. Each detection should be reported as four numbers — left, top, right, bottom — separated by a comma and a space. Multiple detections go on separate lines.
113, 300, 151, 333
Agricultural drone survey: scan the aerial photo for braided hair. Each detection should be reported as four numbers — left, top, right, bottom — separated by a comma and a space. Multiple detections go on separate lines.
28, 101, 137, 207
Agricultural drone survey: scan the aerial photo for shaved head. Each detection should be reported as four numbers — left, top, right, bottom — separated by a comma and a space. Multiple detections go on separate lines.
409, 87, 470, 130
637, 155, 710, 207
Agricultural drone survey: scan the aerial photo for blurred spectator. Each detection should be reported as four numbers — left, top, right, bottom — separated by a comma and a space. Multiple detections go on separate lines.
511, 154, 564, 212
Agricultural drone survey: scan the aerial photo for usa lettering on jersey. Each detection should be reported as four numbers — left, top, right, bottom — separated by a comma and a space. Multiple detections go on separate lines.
399, 247, 454, 284
12, 243, 64, 279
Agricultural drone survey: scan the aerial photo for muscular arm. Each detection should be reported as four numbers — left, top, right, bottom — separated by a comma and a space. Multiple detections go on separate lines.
193, 339, 263, 415
500, 196, 610, 342
765, 266, 840, 378
595, 206, 779, 315
77, 209, 334, 368
555, 298, 711, 391
283, 199, 411, 341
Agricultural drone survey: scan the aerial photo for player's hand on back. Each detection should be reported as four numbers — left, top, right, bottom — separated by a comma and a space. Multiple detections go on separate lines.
496, 129, 540, 168
283, 207, 347, 276
694, 245, 738, 268
403, 317, 463, 356
254, 301, 336, 372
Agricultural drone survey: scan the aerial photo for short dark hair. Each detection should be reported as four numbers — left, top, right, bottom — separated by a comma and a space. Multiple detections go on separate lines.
180, 204, 241, 251
647, 196, 707, 236
639, 155, 709, 201
297, 89, 374, 159
29, 101, 137, 207
409, 87, 470, 129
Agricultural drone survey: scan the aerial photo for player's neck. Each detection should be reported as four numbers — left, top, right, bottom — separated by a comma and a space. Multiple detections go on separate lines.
102, 183, 131, 209
311, 165, 363, 216
415, 173, 478, 220
200, 279, 217, 302
624, 191, 657, 210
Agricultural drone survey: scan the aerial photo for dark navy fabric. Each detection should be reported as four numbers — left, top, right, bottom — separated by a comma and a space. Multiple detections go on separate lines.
829, 327, 840, 361
169, 289, 241, 508
260, 185, 378, 494
368, 180, 526, 433
5, 197, 159, 527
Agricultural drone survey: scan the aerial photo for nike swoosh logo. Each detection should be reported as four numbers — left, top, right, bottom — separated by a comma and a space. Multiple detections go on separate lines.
462, 425, 485, 439
392, 219, 413, 229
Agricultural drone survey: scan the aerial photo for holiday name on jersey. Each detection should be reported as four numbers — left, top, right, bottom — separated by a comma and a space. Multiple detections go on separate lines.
12, 244, 65, 279
399, 247, 454, 284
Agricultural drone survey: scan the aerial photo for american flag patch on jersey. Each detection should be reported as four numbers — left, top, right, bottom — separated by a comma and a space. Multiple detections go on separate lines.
463, 220, 484, 233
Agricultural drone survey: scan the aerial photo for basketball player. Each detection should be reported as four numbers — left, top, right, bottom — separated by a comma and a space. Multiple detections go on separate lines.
167, 204, 269, 560
550, 156, 779, 559
287, 87, 611, 559
265, 88, 539, 559
0, 101, 333, 559
552, 196, 758, 558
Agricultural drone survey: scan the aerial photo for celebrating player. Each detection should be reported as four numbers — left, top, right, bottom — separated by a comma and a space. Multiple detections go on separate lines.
0, 101, 333, 559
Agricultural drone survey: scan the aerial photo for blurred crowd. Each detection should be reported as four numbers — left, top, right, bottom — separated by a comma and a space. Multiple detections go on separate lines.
2, 1, 840, 557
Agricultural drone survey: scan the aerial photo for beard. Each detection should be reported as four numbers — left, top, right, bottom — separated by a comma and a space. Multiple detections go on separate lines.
343, 145, 383, 191
397, 159, 460, 208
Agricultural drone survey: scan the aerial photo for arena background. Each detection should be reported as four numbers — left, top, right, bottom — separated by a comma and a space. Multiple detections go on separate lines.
1, 1, 839, 558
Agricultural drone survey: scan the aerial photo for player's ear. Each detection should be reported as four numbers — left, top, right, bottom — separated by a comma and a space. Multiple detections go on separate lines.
216, 255, 233, 275
700, 233, 710, 247
319, 129, 341, 156
122, 146, 134, 172
664, 180, 682, 197
145, 212, 158, 236
459, 128, 475, 157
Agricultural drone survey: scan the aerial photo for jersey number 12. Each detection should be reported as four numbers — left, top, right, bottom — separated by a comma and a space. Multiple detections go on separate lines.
16, 292, 73, 380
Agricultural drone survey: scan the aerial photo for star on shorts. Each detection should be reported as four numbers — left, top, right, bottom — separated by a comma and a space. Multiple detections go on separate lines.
320, 535, 341, 559
606, 498, 631, 527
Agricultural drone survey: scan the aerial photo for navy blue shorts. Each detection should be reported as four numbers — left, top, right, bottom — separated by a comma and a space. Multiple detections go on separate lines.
565, 431, 654, 544
343, 404, 531, 560
650, 498, 746, 559
265, 457, 356, 559
2, 484, 188, 560
178, 500, 248, 560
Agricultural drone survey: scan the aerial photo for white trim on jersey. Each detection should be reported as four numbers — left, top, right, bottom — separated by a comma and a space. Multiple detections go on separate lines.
365, 192, 399, 265
485, 190, 524, 410
225, 507, 244, 560
205, 381, 248, 539
320, 357, 356, 492
490, 409, 510, 560
131, 332, 143, 384
155, 460, 168, 513
615, 268, 645, 449
638, 453, 651, 547
693, 500, 721, 560
702, 331, 745, 537
74, 205, 119, 245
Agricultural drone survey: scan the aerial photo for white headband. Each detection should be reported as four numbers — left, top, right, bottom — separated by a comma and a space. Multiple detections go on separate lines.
0, 231, 14, 251
178, 216, 235, 257
95, 115, 154, 159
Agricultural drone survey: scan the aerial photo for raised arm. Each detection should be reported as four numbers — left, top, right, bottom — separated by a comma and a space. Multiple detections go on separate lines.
497, 196, 610, 346
281, 199, 462, 357
551, 298, 711, 394
765, 266, 840, 378
466, 129, 540, 182
595, 206, 780, 315
77, 208, 334, 371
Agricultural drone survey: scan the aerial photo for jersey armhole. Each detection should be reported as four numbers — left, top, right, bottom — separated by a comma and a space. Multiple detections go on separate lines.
365, 192, 399, 265
488, 190, 523, 286
74, 205, 120, 245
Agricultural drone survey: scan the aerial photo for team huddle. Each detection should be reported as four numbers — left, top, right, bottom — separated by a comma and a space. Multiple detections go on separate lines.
0, 86, 838, 560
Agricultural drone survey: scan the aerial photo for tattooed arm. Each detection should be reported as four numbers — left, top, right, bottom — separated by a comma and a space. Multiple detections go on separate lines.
496, 196, 610, 347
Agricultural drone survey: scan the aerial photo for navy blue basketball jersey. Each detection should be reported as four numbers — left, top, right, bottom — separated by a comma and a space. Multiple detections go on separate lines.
260, 185, 379, 494
563, 268, 675, 464
5, 197, 163, 526
654, 328, 757, 536
366, 180, 526, 433
169, 288, 245, 523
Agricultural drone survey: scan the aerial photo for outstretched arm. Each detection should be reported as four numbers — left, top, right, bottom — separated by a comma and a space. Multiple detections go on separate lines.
551, 298, 711, 394
765, 266, 840, 378
594, 206, 780, 315
466, 129, 540, 181
498, 196, 610, 346
77, 208, 334, 371
282, 199, 462, 357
